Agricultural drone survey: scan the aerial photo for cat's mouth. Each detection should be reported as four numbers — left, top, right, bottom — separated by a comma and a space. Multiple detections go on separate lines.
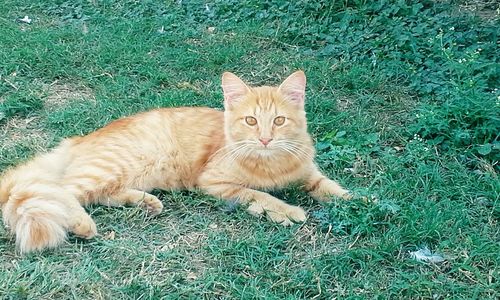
255, 146, 273, 151
253, 148, 275, 157
254, 144, 294, 157
254, 143, 276, 151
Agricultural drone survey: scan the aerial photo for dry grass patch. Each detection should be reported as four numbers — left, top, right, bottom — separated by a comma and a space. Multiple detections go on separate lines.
43, 81, 95, 109
458, 0, 499, 20
336, 95, 355, 111
0, 116, 50, 152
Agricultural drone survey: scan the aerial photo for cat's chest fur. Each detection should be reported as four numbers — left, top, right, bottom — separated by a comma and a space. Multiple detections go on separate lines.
231, 154, 309, 189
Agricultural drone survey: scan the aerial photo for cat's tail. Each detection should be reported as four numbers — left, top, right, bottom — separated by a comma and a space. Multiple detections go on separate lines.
1, 182, 70, 253
0, 140, 74, 253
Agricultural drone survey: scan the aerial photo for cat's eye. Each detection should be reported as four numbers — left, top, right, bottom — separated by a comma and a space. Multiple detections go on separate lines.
274, 116, 286, 126
245, 116, 257, 126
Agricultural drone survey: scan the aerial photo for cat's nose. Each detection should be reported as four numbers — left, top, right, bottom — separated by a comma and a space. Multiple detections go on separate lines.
259, 138, 273, 146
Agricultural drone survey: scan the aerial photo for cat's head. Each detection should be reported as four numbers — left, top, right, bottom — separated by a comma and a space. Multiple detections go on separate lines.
221, 71, 311, 155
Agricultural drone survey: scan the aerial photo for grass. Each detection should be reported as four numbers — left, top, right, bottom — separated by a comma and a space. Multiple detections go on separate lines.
0, 0, 499, 299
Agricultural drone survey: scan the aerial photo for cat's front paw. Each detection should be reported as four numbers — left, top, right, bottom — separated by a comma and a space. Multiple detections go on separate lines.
266, 205, 307, 226
246, 201, 307, 226
340, 190, 353, 200
310, 187, 352, 202
140, 194, 164, 216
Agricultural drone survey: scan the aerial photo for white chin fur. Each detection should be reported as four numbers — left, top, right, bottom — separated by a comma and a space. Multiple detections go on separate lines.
253, 148, 275, 156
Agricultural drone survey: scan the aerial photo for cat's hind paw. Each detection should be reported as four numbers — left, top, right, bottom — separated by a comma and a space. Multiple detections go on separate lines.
69, 213, 97, 239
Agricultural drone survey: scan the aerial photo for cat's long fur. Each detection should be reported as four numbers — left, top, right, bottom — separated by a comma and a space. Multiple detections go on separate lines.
0, 71, 351, 253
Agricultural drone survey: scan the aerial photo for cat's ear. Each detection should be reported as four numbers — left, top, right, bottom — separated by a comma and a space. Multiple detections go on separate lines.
221, 72, 250, 109
278, 70, 306, 107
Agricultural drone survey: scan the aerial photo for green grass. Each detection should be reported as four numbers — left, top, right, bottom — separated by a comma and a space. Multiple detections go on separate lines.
1, 0, 499, 299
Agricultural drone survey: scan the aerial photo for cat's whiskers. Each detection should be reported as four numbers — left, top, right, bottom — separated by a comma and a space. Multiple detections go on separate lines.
227, 145, 254, 165
284, 143, 313, 159
276, 145, 302, 161
214, 141, 256, 165
280, 140, 314, 158
274, 140, 313, 160
225, 145, 248, 165
214, 143, 248, 165
209, 140, 248, 160
281, 139, 312, 148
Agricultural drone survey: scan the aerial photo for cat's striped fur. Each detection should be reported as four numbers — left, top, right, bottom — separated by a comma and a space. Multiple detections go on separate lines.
0, 71, 351, 253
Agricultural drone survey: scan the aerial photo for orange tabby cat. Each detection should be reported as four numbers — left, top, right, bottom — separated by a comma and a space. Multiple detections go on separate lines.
0, 71, 351, 253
